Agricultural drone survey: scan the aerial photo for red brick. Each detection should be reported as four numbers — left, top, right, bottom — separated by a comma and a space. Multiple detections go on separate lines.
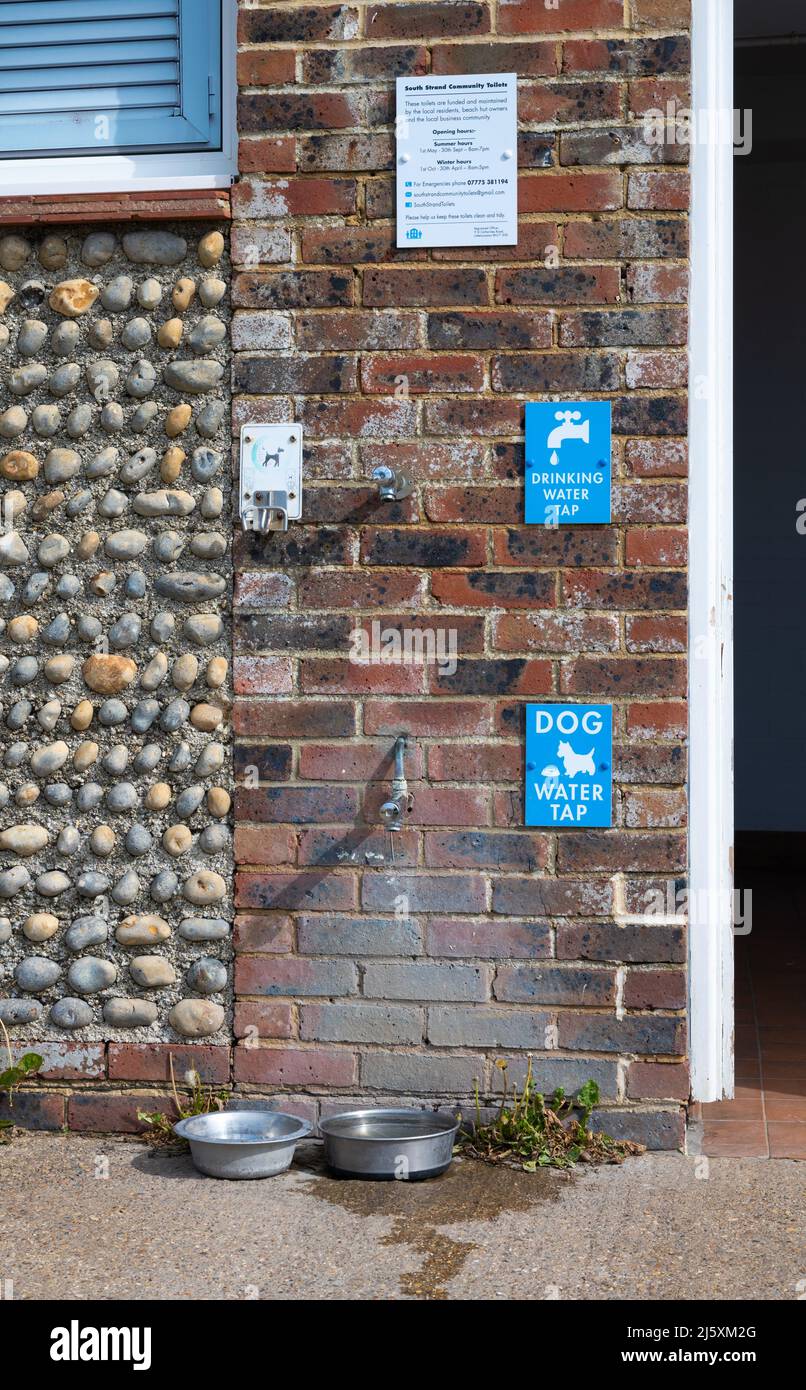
427, 309, 553, 349
424, 398, 523, 437
494, 526, 620, 567
556, 831, 686, 873
239, 6, 359, 42
627, 77, 690, 117
519, 81, 623, 124
235, 957, 357, 997
11, 1042, 105, 1081
430, 657, 553, 696
628, 169, 689, 210
0, 1092, 66, 1131
427, 917, 551, 959
425, 830, 549, 870
562, 36, 690, 76
519, 171, 623, 212
615, 482, 686, 525
493, 610, 619, 653
625, 349, 687, 388
366, 3, 490, 38
299, 397, 417, 438
299, 741, 425, 782
231, 177, 357, 220
300, 658, 424, 695
625, 614, 687, 652
624, 969, 687, 1009
68, 1093, 174, 1134
236, 871, 358, 912
108, 1045, 230, 1084
627, 1061, 690, 1101
233, 914, 295, 953
430, 41, 556, 75
626, 700, 687, 740
364, 699, 492, 737
300, 570, 426, 609
629, 0, 691, 28
499, 0, 623, 32
235, 827, 297, 866
623, 786, 687, 827
233, 655, 294, 695
234, 1001, 294, 1040
233, 700, 355, 738
424, 486, 520, 526
363, 267, 489, 308
496, 264, 621, 304
238, 137, 297, 173
237, 49, 297, 87
297, 309, 422, 350
234, 269, 354, 310
235, 1047, 357, 1086
238, 91, 364, 133
301, 46, 428, 83
301, 225, 398, 264
429, 743, 520, 782
626, 526, 687, 566
431, 570, 556, 609
361, 353, 485, 394
298, 827, 419, 866
561, 655, 686, 697
627, 263, 687, 303
562, 568, 686, 609
625, 439, 688, 476
384, 785, 491, 827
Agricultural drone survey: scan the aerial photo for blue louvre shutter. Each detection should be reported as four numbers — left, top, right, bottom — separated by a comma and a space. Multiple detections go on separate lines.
0, 0, 221, 157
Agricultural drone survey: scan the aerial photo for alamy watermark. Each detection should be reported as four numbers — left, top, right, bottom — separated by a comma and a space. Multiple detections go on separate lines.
643, 103, 753, 157
349, 619, 458, 677
619, 880, 752, 935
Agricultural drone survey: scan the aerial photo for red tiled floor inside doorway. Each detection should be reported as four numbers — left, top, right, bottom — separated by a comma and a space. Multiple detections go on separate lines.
700, 867, 806, 1158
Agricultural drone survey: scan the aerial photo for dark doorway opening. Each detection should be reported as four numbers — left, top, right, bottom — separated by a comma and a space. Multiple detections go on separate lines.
701, 0, 806, 1157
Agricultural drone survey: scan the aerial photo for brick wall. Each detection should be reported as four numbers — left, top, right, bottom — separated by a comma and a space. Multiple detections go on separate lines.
231, 0, 691, 1149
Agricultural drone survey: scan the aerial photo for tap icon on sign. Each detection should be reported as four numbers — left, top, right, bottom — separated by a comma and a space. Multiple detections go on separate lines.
546, 410, 590, 450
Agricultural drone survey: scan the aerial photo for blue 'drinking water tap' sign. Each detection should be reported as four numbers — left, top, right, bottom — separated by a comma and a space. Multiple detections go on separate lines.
525, 704, 613, 828
525, 401, 611, 525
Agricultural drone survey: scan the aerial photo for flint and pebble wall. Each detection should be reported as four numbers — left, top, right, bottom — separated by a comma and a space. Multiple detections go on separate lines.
0, 226, 234, 1115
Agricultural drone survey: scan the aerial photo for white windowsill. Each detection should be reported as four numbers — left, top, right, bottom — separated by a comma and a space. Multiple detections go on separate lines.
0, 153, 235, 199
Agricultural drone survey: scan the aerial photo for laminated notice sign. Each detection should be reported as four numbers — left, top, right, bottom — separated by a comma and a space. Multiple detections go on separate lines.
396, 73, 518, 248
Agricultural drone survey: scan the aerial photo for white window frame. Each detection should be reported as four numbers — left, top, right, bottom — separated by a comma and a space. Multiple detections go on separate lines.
688, 0, 735, 1102
0, 0, 237, 196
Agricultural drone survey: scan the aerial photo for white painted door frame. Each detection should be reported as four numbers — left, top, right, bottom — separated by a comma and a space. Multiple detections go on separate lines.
688, 0, 735, 1101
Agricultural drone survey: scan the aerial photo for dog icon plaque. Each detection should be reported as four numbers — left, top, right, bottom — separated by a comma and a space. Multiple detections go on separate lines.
525, 704, 612, 828
524, 401, 611, 526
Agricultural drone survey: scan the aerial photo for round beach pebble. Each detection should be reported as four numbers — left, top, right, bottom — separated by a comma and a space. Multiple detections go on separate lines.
169, 999, 224, 1037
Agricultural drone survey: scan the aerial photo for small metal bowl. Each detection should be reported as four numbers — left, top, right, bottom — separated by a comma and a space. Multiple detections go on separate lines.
319, 1108, 459, 1181
174, 1110, 311, 1180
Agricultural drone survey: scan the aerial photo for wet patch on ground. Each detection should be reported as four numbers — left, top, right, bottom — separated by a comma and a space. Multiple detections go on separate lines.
296, 1146, 570, 1299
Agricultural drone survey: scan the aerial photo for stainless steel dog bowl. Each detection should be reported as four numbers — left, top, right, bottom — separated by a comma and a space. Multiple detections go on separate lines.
319, 1108, 459, 1180
174, 1110, 311, 1180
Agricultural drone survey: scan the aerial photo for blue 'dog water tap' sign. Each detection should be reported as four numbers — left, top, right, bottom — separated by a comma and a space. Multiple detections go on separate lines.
525, 703, 612, 827
525, 400, 611, 525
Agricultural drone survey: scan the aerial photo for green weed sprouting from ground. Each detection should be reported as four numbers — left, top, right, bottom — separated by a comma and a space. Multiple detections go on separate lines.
137, 1054, 229, 1151
0, 1017, 42, 1144
456, 1057, 645, 1171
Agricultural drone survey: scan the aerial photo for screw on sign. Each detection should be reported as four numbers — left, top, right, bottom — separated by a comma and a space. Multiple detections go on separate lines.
524, 704, 613, 828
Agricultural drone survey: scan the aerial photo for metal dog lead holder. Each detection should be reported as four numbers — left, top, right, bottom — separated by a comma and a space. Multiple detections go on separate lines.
239, 425, 303, 533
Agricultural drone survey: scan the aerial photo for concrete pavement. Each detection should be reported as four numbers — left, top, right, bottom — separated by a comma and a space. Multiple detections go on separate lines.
1, 1134, 803, 1300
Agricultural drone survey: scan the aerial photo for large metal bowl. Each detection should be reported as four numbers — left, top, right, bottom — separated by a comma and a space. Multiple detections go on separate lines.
174, 1110, 311, 1180
319, 1108, 459, 1181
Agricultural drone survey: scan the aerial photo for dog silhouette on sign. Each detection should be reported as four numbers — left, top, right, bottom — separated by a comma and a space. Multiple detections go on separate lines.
556, 740, 595, 778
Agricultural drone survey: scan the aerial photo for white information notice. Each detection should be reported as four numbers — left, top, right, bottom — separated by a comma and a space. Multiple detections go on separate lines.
395, 73, 518, 249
